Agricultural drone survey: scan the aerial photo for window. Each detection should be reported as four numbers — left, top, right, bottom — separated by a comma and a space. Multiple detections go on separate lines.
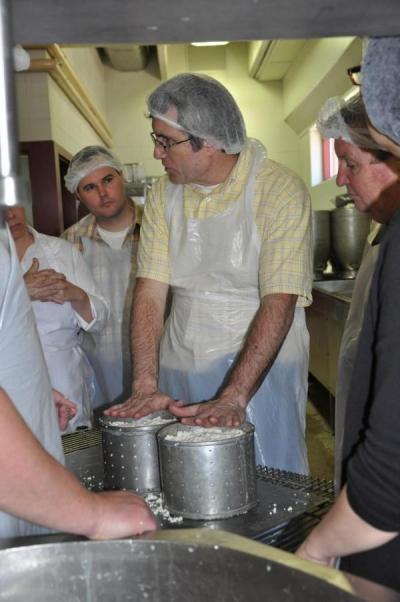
309, 124, 338, 186
322, 137, 338, 180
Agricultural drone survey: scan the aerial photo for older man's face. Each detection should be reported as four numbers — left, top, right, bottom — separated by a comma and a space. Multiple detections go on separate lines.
151, 114, 215, 186
335, 139, 400, 223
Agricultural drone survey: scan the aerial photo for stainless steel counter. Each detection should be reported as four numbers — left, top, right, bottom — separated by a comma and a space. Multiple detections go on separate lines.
307, 280, 354, 398
313, 279, 355, 303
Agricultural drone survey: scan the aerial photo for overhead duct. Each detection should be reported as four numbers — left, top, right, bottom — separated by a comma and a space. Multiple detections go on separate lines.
98, 44, 150, 71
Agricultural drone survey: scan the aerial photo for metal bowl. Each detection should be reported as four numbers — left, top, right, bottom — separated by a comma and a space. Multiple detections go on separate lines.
0, 530, 396, 601
100, 411, 177, 494
158, 422, 257, 519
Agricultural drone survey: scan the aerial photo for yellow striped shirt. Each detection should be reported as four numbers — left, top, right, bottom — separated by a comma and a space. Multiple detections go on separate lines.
137, 140, 312, 306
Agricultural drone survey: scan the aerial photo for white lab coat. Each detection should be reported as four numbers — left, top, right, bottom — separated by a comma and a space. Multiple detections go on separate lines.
158, 139, 310, 474
20, 229, 109, 431
0, 227, 64, 537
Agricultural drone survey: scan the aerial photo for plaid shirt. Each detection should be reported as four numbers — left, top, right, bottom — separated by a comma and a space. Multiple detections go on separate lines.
62, 200, 139, 282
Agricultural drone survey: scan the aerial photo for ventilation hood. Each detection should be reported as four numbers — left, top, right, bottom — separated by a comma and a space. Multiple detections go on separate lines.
99, 45, 150, 71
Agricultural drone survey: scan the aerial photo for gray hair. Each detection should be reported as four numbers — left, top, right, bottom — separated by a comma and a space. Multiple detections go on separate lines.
317, 93, 389, 155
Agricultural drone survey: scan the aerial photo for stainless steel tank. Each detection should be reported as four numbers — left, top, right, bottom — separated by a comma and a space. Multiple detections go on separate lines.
330, 204, 371, 279
312, 210, 331, 279
158, 422, 257, 519
100, 412, 177, 494
0, 530, 398, 601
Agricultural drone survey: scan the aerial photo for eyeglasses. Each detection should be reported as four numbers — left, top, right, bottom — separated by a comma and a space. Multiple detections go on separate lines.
150, 132, 192, 150
347, 65, 361, 86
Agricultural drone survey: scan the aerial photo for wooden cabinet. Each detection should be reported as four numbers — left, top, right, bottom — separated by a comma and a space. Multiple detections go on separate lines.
20, 140, 75, 236
306, 284, 352, 396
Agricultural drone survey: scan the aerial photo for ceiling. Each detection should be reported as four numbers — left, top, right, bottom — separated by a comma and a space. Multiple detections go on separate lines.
10, 0, 400, 46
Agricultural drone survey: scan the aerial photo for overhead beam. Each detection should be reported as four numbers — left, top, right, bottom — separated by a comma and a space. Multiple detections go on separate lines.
10, 0, 400, 46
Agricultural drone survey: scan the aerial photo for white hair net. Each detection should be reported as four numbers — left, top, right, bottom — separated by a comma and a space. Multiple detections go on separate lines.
64, 146, 124, 193
147, 73, 246, 154
317, 93, 382, 150
362, 36, 400, 146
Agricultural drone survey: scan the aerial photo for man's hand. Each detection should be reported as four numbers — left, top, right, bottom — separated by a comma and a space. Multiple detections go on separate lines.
24, 258, 67, 302
168, 394, 247, 427
45, 279, 87, 306
104, 389, 175, 419
52, 388, 77, 431
86, 490, 157, 539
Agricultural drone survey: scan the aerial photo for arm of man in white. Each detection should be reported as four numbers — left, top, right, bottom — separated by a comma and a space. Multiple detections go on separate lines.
296, 485, 398, 567
0, 388, 156, 538
169, 292, 297, 426
105, 277, 174, 418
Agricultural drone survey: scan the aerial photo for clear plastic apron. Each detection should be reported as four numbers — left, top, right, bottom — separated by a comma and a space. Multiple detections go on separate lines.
0, 228, 64, 538
159, 140, 309, 473
81, 237, 136, 406
334, 225, 382, 490
22, 237, 93, 431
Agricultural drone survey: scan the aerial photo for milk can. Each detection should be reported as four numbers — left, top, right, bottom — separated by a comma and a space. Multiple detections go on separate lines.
158, 422, 257, 519
100, 412, 177, 494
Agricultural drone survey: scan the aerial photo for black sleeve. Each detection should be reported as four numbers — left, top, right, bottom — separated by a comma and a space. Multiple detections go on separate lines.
347, 216, 400, 531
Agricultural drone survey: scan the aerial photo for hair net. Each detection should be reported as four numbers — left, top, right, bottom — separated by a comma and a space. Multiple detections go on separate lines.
317, 93, 382, 150
362, 36, 400, 145
147, 73, 246, 154
64, 146, 124, 193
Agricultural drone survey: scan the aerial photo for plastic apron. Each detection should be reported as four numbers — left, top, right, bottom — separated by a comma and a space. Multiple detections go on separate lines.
81, 237, 136, 406
159, 140, 309, 474
0, 227, 64, 538
334, 224, 383, 491
21, 237, 94, 432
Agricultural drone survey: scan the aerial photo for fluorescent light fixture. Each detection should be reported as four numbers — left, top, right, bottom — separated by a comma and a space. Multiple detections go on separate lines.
190, 41, 229, 47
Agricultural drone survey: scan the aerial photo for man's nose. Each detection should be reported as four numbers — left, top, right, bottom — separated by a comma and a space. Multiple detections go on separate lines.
154, 144, 167, 160
97, 183, 107, 197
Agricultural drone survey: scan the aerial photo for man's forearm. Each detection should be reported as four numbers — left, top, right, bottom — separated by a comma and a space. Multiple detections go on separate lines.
221, 293, 297, 404
131, 278, 168, 392
0, 389, 98, 534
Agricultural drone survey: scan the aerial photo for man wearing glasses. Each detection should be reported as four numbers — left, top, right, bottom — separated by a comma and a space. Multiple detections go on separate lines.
107, 73, 313, 474
63, 146, 140, 409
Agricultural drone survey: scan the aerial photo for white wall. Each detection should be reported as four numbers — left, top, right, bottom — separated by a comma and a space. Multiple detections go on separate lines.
16, 50, 52, 141
49, 47, 107, 153
16, 47, 107, 154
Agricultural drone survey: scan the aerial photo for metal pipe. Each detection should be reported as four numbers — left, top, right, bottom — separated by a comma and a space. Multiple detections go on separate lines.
0, 0, 27, 208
